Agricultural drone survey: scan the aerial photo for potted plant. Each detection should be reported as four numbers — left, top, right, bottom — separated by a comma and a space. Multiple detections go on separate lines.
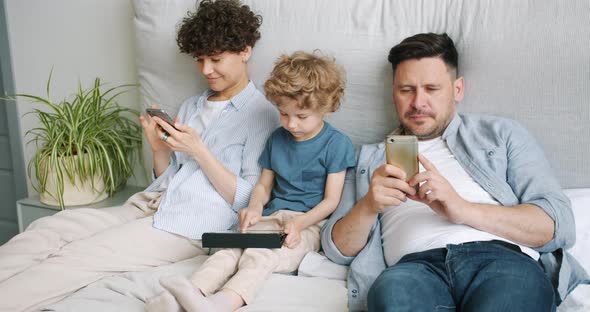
14, 73, 142, 209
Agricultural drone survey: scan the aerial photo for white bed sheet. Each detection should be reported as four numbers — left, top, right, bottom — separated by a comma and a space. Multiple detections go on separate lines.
42, 189, 590, 311
42, 255, 347, 312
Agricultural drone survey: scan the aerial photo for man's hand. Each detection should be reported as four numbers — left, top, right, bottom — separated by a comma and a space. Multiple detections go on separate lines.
283, 216, 303, 249
362, 164, 417, 213
238, 206, 263, 233
408, 154, 468, 224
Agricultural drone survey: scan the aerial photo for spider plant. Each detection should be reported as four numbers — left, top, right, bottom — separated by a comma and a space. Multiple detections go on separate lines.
16, 73, 142, 208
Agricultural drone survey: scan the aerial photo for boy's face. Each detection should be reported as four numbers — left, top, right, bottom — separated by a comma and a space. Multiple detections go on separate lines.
274, 96, 326, 141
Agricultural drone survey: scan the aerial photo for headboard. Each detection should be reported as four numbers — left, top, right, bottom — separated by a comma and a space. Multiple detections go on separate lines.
132, 0, 590, 188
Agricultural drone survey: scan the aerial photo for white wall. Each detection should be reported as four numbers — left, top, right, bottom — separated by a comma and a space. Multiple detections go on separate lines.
4, 0, 148, 196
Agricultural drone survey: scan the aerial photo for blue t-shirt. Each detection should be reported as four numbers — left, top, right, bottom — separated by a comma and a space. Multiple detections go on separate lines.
259, 122, 356, 216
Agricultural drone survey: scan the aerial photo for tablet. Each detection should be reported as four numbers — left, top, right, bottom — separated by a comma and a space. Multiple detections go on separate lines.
202, 232, 286, 248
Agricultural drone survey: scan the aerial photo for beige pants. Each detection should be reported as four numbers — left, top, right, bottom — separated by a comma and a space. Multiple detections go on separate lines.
0, 192, 206, 312
190, 210, 324, 304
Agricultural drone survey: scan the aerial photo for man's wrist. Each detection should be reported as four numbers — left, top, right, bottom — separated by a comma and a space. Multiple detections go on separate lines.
357, 196, 381, 217
455, 200, 480, 226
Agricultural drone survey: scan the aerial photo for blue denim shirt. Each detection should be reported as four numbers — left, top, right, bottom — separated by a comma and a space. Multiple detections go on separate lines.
321, 113, 589, 311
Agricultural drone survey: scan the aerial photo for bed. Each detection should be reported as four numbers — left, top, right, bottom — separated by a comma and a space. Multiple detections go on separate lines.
6, 0, 590, 311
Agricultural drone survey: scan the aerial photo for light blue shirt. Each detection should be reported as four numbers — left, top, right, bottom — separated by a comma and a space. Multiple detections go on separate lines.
259, 122, 356, 216
321, 113, 589, 311
145, 82, 280, 239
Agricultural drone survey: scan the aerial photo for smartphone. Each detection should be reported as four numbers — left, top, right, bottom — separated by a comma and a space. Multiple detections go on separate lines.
385, 135, 418, 181
145, 108, 177, 129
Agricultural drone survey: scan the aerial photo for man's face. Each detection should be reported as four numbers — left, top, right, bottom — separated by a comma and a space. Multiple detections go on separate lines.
392, 57, 464, 140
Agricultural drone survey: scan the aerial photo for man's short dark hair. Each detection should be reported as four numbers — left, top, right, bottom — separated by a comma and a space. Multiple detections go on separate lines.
387, 33, 458, 76
176, 0, 262, 57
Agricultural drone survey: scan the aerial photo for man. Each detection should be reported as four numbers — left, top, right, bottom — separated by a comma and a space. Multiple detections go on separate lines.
321, 33, 588, 312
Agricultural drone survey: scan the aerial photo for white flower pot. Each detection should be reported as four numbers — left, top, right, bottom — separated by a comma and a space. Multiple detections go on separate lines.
38, 154, 108, 207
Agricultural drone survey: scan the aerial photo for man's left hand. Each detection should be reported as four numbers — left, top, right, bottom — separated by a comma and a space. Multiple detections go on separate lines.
408, 154, 468, 224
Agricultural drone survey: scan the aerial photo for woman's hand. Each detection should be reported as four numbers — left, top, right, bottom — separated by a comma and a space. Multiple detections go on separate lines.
153, 117, 206, 159
283, 217, 304, 249
139, 105, 173, 154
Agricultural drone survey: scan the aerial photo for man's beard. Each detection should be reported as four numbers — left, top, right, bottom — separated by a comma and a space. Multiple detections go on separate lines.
400, 110, 449, 140
400, 110, 438, 140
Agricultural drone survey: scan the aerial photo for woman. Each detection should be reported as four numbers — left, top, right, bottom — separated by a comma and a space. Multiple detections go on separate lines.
0, 1, 278, 311
140, 0, 278, 244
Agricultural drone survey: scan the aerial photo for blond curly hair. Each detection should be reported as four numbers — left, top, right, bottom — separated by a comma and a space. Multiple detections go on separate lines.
264, 51, 346, 113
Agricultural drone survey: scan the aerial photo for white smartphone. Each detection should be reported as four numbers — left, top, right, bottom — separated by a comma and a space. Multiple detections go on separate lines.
385, 135, 418, 181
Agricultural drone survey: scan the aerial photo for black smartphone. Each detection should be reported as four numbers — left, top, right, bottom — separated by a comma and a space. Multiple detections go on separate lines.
202, 232, 286, 248
146, 108, 177, 129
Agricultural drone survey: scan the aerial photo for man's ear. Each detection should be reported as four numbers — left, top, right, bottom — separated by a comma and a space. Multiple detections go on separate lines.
240, 46, 252, 63
453, 76, 465, 102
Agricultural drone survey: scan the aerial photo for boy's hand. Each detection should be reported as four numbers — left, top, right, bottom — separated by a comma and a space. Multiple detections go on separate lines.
283, 217, 303, 248
238, 206, 263, 233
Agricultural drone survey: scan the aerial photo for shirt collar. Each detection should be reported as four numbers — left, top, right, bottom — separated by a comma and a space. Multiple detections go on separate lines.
441, 113, 460, 140
203, 81, 256, 111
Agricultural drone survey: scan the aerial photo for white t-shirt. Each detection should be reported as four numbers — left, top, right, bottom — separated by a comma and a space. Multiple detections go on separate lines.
381, 137, 539, 266
192, 99, 229, 134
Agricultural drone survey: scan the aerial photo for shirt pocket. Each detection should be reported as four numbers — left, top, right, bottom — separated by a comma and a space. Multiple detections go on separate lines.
481, 147, 507, 180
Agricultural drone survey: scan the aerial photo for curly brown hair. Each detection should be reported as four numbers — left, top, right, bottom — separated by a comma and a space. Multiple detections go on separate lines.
176, 0, 262, 57
264, 51, 346, 113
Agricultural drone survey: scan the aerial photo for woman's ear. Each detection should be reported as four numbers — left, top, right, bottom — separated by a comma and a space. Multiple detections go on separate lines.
240, 46, 252, 63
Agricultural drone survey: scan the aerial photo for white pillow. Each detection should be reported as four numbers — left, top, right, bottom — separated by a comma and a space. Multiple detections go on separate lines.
564, 188, 590, 273
131, 0, 590, 188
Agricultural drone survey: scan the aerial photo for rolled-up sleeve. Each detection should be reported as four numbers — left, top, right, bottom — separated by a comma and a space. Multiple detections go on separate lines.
321, 167, 359, 265
506, 121, 575, 252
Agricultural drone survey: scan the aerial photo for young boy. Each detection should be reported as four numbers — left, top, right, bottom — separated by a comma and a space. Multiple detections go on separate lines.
147, 51, 355, 312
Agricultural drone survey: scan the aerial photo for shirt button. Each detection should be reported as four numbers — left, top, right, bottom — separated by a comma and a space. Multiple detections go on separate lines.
352, 289, 358, 294
360, 169, 366, 174
352, 294, 357, 298
487, 150, 495, 156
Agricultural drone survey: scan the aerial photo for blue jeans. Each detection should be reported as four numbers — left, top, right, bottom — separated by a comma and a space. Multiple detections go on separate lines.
368, 241, 556, 312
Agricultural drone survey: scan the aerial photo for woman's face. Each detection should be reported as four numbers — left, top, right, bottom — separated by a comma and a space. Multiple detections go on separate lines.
195, 47, 251, 99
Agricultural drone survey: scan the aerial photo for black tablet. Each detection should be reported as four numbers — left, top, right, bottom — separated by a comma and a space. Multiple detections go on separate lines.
202, 232, 286, 248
